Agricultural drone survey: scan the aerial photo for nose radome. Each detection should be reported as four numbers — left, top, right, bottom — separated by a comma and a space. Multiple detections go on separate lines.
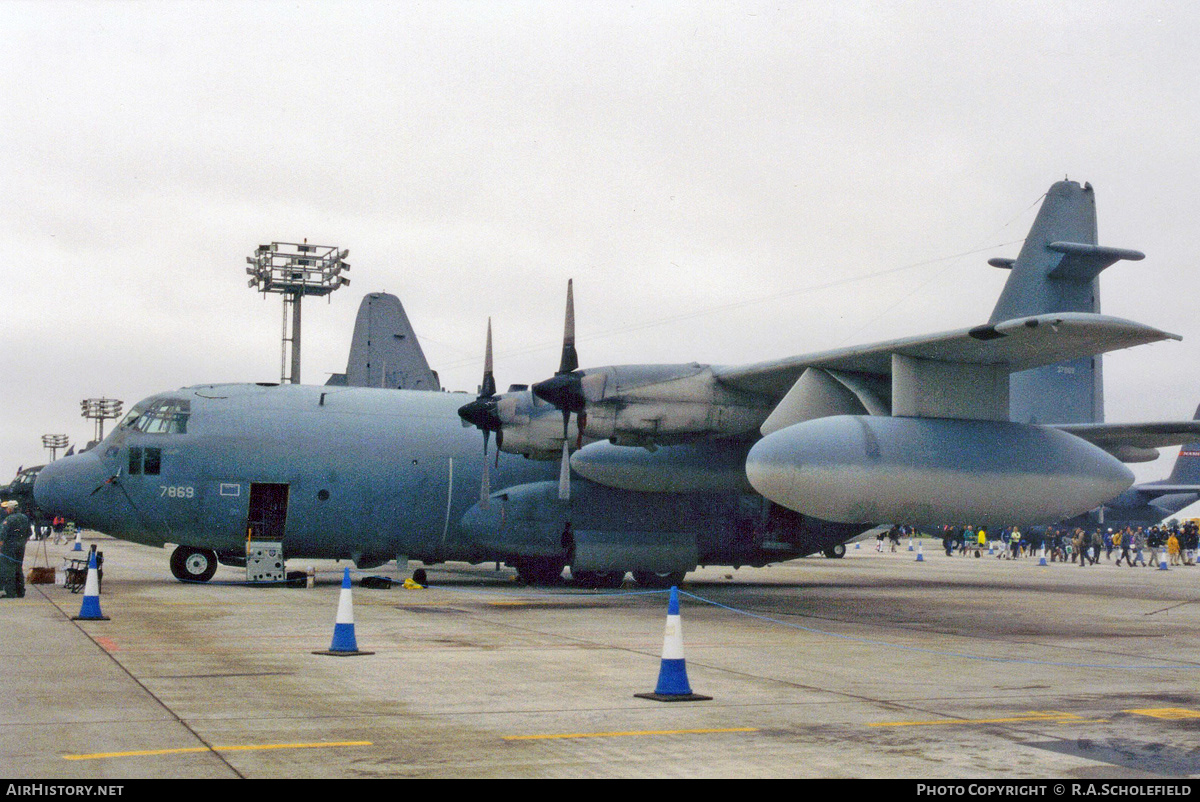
33, 452, 110, 524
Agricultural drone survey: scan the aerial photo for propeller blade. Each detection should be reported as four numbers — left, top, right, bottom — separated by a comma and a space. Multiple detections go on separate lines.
480, 456, 491, 509
557, 278, 578, 375
480, 429, 491, 509
558, 440, 571, 501
457, 318, 505, 511
481, 317, 496, 399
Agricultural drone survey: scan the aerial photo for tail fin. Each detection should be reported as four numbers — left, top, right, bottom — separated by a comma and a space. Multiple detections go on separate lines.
989, 180, 1144, 425
1167, 403, 1200, 485
326, 292, 441, 391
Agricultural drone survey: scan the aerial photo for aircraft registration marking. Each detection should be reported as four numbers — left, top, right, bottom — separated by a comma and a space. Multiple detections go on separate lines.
502, 727, 757, 741
63, 740, 373, 761
869, 710, 1100, 728
159, 485, 195, 498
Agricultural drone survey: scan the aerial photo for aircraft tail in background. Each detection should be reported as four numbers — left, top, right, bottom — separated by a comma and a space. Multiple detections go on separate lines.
1166, 403, 1200, 486
988, 180, 1145, 425
326, 292, 441, 391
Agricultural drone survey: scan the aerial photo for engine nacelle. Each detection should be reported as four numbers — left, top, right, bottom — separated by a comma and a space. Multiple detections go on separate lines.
494, 364, 772, 458
745, 415, 1133, 528
570, 438, 754, 493
580, 364, 771, 446
457, 481, 698, 572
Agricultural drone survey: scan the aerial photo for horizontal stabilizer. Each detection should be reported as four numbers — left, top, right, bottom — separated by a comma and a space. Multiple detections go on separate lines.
1046, 241, 1145, 282
1055, 420, 1200, 463
1132, 483, 1200, 498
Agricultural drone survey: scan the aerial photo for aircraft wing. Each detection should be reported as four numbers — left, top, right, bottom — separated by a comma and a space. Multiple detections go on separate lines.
714, 312, 1179, 403
1053, 421, 1200, 463
1132, 483, 1200, 499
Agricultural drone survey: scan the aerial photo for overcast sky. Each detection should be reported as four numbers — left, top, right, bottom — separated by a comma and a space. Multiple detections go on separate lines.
3, 1, 1199, 492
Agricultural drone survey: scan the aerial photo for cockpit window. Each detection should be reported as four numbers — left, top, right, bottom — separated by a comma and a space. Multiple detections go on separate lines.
118, 404, 147, 431
122, 399, 190, 435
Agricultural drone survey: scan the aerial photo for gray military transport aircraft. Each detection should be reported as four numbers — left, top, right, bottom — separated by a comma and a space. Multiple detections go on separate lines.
1056, 403, 1200, 531
32, 181, 1200, 587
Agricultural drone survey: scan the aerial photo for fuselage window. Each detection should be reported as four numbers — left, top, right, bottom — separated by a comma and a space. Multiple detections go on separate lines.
144, 448, 162, 476
128, 447, 143, 476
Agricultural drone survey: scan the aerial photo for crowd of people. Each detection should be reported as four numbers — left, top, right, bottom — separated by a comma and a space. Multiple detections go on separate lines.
928, 520, 1200, 566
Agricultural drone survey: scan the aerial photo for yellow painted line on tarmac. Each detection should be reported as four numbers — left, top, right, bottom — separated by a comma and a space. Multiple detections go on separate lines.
869, 710, 1099, 728
1124, 707, 1200, 719
63, 740, 372, 761
503, 727, 758, 741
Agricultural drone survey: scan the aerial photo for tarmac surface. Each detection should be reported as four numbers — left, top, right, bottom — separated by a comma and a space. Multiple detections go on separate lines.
5, 534, 1200, 779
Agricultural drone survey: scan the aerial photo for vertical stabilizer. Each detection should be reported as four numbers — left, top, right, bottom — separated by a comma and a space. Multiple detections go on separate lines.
327, 292, 441, 391
990, 181, 1143, 425
1167, 403, 1200, 486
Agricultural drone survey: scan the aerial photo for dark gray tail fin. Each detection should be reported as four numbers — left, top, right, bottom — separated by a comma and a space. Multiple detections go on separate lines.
989, 180, 1143, 425
326, 292, 441, 391
1167, 403, 1200, 485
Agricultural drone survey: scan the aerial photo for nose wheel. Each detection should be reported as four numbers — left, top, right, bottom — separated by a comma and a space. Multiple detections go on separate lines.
170, 546, 218, 583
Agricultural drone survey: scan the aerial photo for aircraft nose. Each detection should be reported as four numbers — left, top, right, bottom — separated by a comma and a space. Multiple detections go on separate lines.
33, 452, 114, 525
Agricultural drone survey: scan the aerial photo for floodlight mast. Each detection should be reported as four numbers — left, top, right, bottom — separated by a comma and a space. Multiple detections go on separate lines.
41, 434, 69, 462
80, 397, 123, 444
244, 242, 350, 384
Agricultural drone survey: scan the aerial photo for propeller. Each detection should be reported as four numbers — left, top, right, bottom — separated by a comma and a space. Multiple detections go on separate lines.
532, 279, 587, 500
456, 319, 503, 509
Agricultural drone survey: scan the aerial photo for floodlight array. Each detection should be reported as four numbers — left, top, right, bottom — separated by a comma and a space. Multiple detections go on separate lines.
41, 434, 69, 449
80, 398, 123, 421
245, 242, 351, 297
42, 433, 69, 460
81, 397, 123, 443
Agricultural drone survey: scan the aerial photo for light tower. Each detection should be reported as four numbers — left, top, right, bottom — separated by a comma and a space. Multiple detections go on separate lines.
245, 242, 350, 384
41, 434, 69, 462
80, 397, 123, 444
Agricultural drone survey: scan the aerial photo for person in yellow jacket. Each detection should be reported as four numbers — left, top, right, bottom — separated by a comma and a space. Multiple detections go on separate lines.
1168, 531, 1182, 566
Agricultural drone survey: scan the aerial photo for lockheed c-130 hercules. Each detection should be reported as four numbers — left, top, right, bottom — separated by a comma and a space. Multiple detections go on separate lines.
33, 180, 1200, 587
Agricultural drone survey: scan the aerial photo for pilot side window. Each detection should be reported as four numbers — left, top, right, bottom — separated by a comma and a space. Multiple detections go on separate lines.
127, 446, 161, 476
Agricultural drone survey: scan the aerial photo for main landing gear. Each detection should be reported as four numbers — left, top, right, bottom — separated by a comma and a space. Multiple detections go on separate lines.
170, 546, 218, 583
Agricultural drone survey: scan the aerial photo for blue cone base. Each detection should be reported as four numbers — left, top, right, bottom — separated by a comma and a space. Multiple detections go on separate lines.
73, 595, 107, 621
329, 622, 358, 652
653, 658, 694, 696
313, 623, 374, 656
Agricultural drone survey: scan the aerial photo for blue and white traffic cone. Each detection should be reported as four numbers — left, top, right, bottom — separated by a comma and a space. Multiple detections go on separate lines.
854, 541, 860, 549
313, 568, 374, 656
915, 543, 924, 562
1038, 546, 1047, 566
71, 529, 82, 552
987, 541, 994, 556
1159, 550, 1170, 571
635, 586, 710, 702
907, 538, 914, 552
71, 550, 108, 621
